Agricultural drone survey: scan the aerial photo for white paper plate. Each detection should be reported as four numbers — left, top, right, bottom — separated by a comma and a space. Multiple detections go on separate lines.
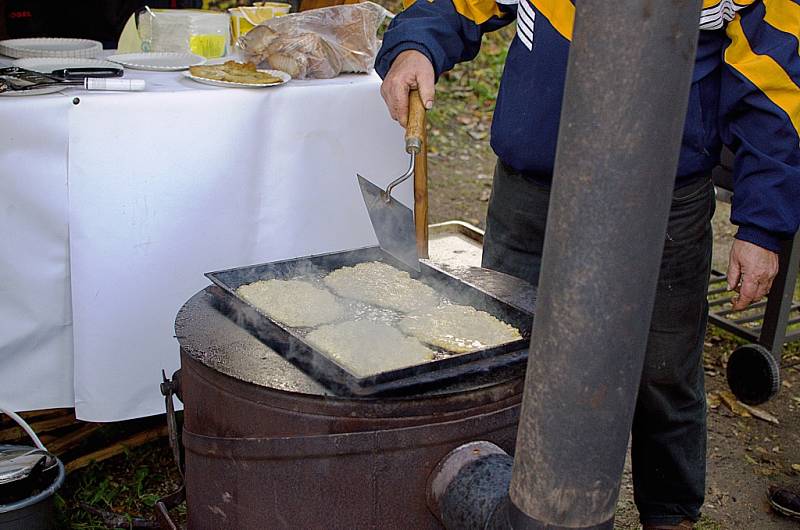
107, 52, 206, 71
183, 69, 290, 88
11, 57, 120, 74
0, 38, 102, 59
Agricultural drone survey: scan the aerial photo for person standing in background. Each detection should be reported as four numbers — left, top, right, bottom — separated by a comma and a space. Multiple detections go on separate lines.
376, 0, 799, 528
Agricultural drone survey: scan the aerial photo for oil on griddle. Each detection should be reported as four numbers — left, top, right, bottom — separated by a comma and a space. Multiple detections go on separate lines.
206, 246, 533, 396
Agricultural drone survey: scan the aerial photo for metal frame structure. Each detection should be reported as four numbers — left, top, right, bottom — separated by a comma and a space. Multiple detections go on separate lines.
708, 150, 800, 380
708, 238, 800, 352
708, 149, 800, 405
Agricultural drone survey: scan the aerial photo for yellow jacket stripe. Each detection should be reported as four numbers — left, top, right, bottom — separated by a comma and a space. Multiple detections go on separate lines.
530, 0, 575, 41
725, 15, 800, 135
703, 0, 756, 8
403, 0, 503, 25
763, 0, 800, 54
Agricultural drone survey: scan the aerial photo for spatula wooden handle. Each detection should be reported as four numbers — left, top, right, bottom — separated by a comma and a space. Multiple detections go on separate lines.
407, 88, 429, 259
405, 89, 426, 154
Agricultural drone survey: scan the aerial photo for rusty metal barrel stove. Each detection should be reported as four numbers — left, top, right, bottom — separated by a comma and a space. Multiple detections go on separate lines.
172, 266, 533, 529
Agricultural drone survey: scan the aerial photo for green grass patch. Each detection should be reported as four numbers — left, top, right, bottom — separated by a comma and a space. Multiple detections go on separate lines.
59, 439, 183, 529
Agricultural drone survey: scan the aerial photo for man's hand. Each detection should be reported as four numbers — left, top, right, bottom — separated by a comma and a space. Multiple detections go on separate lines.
727, 239, 779, 311
380, 50, 435, 127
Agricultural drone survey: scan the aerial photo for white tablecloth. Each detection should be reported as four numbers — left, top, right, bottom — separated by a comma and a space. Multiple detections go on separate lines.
0, 65, 409, 421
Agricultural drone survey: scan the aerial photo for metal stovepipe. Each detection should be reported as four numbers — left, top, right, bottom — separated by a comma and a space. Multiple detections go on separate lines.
428, 0, 703, 528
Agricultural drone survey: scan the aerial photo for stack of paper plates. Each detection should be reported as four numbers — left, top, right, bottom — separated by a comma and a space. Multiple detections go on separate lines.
0, 38, 103, 59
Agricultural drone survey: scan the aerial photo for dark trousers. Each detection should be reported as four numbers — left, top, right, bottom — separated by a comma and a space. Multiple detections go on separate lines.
482, 161, 713, 525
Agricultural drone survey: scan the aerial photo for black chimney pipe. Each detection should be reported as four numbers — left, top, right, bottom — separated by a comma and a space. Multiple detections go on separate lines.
428, 0, 703, 528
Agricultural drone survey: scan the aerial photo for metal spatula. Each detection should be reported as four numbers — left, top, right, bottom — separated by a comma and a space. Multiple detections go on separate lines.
358, 89, 426, 271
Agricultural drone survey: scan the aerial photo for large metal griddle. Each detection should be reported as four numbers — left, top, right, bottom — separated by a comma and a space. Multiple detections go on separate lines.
206, 246, 533, 396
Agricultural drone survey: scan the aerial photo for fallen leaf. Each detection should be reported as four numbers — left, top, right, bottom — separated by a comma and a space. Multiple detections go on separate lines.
791, 463, 800, 473
719, 391, 752, 418
756, 467, 777, 477
468, 130, 488, 140
707, 392, 721, 409
479, 189, 491, 201
755, 446, 778, 464
740, 402, 779, 424
745, 455, 759, 465
782, 380, 793, 389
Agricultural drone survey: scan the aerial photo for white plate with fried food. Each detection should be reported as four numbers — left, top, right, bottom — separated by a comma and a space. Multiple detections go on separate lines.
185, 60, 290, 87
107, 52, 206, 71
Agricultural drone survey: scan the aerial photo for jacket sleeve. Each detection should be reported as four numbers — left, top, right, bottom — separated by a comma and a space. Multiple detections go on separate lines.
375, 0, 514, 80
720, 1, 800, 252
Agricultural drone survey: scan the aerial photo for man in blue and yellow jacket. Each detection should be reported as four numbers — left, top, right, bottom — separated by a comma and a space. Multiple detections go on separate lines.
376, 0, 799, 528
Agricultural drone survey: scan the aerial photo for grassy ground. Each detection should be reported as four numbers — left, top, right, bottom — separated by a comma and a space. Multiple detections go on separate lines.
58, 438, 183, 529
55, 417, 183, 529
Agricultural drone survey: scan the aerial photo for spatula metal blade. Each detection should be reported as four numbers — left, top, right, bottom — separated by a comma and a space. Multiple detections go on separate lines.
357, 174, 420, 272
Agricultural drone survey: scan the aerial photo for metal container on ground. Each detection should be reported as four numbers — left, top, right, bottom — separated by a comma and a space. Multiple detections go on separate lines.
0, 410, 66, 530
173, 263, 533, 529
0, 466, 64, 530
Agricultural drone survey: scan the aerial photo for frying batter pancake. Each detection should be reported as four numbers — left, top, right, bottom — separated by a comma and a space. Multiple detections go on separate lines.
399, 304, 522, 353
323, 261, 439, 313
305, 320, 435, 377
236, 279, 344, 328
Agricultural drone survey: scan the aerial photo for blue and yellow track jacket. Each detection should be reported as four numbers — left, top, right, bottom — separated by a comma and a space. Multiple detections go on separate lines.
375, 0, 800, 251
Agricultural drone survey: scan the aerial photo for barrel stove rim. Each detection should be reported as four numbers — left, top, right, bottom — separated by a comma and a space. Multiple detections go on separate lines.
180, 348, 525, 419
181, 402, 522, 460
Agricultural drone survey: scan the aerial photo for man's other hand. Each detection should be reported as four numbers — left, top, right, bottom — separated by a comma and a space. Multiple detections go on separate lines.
727, 239, 779, 311
380, 50, 435, 127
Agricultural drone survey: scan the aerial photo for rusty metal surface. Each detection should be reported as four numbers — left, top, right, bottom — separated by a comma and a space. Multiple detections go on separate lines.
181, 387, 520, 529
174, 265, 532, 529
427, 441, 509, 525
180, 347, 523, 435
439, 453, 513, 530
179, 351, 523, 529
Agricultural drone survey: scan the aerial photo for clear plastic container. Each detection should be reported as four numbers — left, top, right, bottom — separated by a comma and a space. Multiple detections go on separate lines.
138, 9, 230, 58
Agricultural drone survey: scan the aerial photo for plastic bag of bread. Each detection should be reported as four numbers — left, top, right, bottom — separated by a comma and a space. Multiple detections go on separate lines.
238, 2, 391, 79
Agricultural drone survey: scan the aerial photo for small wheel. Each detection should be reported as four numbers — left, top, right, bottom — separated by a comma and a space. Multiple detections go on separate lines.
726, 343, 780, 405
